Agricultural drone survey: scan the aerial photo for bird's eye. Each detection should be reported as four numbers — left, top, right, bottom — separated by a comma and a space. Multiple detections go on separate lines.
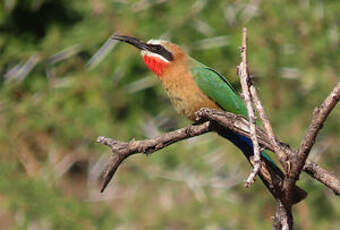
153, 45, 162, 51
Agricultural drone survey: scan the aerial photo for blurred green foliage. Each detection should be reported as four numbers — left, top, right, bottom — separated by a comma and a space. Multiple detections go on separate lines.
0, 0, 339, 229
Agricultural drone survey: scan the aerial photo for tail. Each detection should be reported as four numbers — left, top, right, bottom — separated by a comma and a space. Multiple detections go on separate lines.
217, 128, 307, 204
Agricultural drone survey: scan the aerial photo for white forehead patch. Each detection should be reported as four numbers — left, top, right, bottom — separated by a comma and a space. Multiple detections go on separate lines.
147, 39, 164, 45
141, 50, 169, 63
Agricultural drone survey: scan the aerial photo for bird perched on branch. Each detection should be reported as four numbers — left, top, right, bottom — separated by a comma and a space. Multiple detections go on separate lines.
111, 34, 307, 203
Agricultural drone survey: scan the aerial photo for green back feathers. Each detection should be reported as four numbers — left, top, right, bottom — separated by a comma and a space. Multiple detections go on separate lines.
191, 67, 248, 116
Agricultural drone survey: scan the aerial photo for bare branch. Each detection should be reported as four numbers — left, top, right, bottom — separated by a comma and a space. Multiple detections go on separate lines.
273, 201, 293, 230
304, 160, 340, 195
97, 122, 211, 192
299, 81, 340, 157
98, 111, 288, 204
284, 81, 340, 202
97, 108, 340, 196
238, 27, 262, 187
249, 85, 291, 171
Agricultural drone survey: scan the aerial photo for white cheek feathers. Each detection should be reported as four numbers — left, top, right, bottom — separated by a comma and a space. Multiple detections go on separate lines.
141, 50, 170, 63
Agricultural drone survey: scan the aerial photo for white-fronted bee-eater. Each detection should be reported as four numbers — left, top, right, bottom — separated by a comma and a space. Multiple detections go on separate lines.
108, 34, 307, 203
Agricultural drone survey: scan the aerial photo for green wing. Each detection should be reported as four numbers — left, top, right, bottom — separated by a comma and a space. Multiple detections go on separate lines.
192, 66, 280, 168
191, 66, 248, 116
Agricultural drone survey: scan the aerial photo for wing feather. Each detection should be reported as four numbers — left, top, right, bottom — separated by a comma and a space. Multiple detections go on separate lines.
191, 67, 248, 116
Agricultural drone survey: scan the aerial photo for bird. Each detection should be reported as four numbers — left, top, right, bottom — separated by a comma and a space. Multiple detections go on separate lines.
111, 34, 307, 203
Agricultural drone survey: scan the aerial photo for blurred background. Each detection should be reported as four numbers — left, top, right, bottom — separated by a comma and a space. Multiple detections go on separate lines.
0, 0, 339, 229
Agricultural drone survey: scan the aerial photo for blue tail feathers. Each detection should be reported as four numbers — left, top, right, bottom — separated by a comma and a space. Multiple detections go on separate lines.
218, 129, 280, 171
217, 129, 307, 203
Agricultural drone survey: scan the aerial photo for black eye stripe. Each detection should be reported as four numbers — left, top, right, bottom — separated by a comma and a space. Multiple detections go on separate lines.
150, 44, 162, 51
147, 44, 174, 61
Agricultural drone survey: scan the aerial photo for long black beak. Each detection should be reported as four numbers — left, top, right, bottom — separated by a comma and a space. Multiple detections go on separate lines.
112, 34, 174, 61
111, 34, 150, 51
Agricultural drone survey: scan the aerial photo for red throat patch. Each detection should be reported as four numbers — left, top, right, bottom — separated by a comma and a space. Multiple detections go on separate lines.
143, 55, 169, 77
